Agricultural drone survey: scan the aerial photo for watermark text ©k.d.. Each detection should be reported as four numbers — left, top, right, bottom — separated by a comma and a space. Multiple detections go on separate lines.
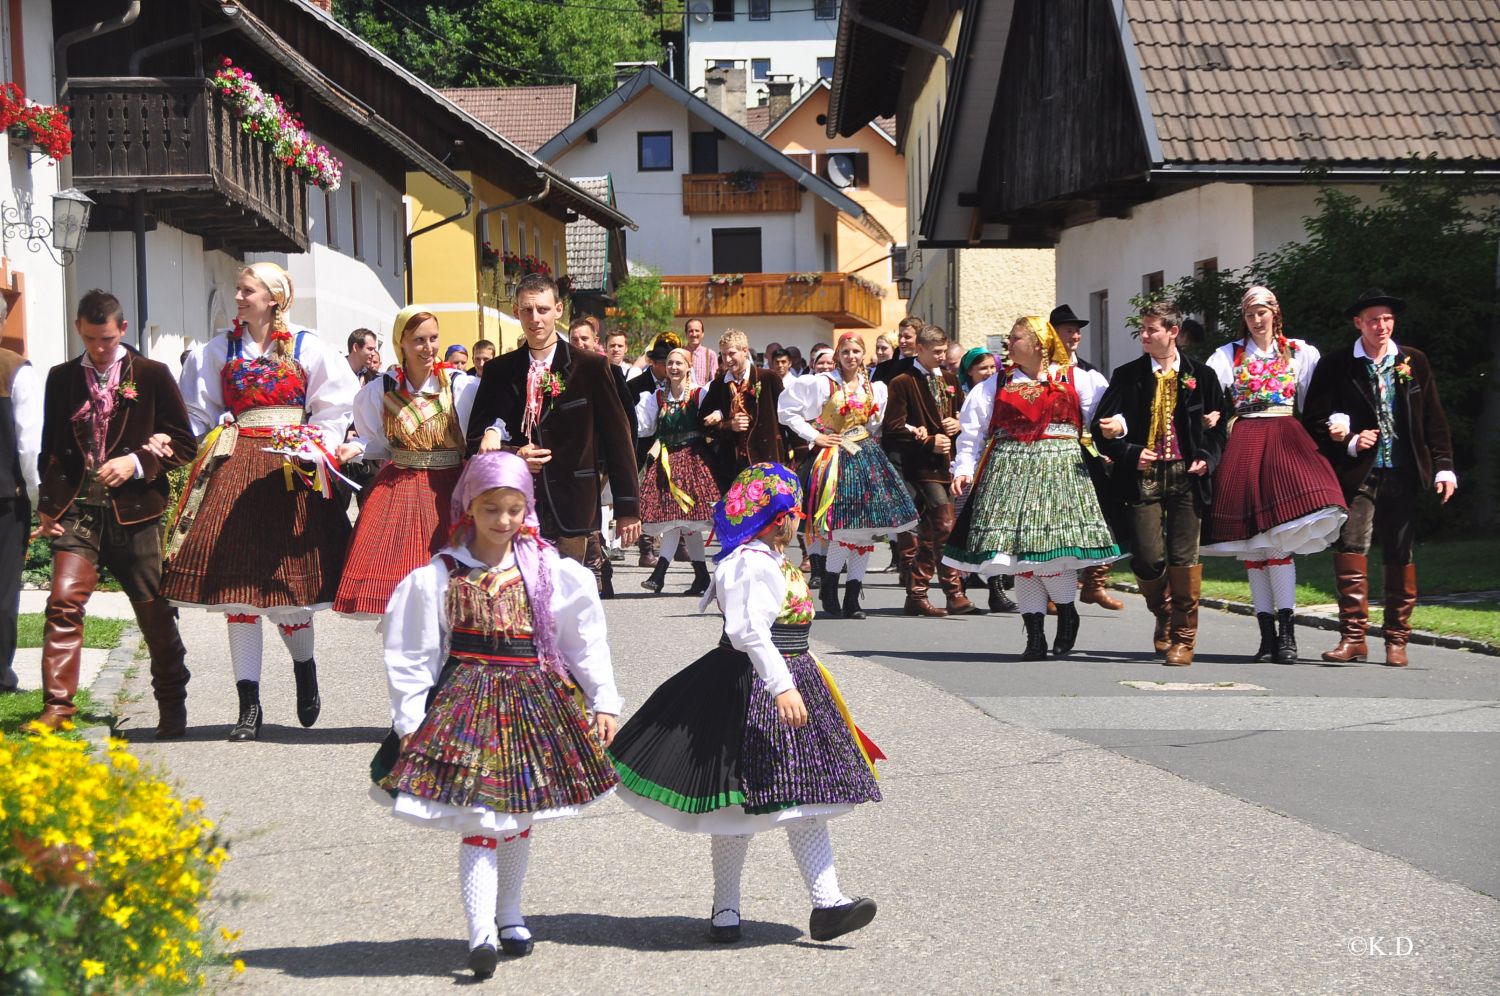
1346, 936, 1415, 956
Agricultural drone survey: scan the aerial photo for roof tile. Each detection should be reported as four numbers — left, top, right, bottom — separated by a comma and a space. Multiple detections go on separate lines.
437, 85, 576, 154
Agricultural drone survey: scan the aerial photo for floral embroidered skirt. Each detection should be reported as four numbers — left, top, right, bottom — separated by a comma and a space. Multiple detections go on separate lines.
639, 440, 720, 531
1201, 416, 1347, 557
797, 436, 919, 543
375, 658, 619, 835
609, 643, 880, 835
162, 441, 350, 611
944, 437, 1121, 575
334, 464, 460, 616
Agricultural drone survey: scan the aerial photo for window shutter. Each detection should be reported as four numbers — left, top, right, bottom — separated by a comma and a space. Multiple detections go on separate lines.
854, 152, 869, 188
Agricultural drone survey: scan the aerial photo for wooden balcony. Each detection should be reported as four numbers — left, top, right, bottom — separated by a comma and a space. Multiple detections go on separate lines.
681, 172, 801, 214
68, 78, 308, 253
659, 272, 883, 328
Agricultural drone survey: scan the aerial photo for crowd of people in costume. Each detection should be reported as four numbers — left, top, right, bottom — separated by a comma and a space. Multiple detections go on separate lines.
0, 263, 1455, 975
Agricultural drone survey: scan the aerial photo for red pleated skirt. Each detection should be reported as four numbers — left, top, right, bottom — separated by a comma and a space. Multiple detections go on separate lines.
333, 463, 461, 615
1202, 416, 1346, 552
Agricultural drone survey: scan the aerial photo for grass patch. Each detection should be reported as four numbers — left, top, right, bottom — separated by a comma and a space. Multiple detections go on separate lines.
16, 613, 129, 650
0, 688, 101, 736
1113, 537, 1500, 646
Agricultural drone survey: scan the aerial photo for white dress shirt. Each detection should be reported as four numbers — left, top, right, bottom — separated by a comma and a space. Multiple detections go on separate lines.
702, 540, 795, 697
351, 369, 478, 462
9, 360, 42, 504
953, 364, 1105, 478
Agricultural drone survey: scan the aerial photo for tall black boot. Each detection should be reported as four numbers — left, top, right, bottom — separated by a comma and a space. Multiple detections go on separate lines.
1274, 608, 1299, 664
641, 557, 669, 593
685, 560, 711, 597
1051, 603, 1080, 657
988, 576, 1017, 613
820, 569, 842, 618
808, 553, 825, 589
842, 579, 866, 620
229, 680, 263, 742
293, 659, 321, 727
1019, 614, 1047, 661
1252, 613, 1277, 662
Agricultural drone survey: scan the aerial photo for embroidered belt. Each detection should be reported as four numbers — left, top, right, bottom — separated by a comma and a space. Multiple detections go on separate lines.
1235, 402, 1295, 417
448, 628, 539, 665
658, 430, 704, 448
391, 448, 463, 469
719, 621, 811, 656
1039, 422, 1080, 440
234, 406, 306, 434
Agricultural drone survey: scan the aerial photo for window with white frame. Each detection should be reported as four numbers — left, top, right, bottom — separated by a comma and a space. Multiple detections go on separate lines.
752, 58, 771, 82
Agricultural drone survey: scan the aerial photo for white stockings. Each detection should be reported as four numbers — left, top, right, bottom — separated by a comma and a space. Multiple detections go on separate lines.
1245, 554, 1296, 611
459, 831, 532, 949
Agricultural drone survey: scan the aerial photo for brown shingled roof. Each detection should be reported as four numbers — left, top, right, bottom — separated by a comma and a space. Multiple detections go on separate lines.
438, 85, 577, 154
746, 105, 771, 135
1125, 0, 1500, 164
565, 176, 613, 292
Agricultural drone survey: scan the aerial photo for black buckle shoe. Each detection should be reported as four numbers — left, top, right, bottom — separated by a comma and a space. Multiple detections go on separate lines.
467, 943, 498, 978
293, 659, 321, 728
809, 897, 877, 941
499, 926, 534, 957
641, 557, 669, 593
708, 908, 741, 943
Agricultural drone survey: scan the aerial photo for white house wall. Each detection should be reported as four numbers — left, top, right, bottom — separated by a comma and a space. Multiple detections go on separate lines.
685, 0, 838, 105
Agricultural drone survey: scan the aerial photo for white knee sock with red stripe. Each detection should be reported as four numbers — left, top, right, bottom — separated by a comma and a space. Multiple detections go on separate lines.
269, 608, 314, 661
459, 836, 499, 950
1013, 574, 1048, 615
838, 541, 874, 582
1244, 560, 1273, 613
496, 829, 532, 942
226, 614, 263, 684
710, 833, 751, 926
1266, 555, 1297, 610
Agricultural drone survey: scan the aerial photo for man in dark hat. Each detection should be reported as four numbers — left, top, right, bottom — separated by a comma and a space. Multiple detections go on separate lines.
1050, 303, 1125, 612
627, 333, 676, 566
1302, 288, 1455, 667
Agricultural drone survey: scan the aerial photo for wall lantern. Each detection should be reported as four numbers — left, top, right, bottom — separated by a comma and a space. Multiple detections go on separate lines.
1, 186, 95, 265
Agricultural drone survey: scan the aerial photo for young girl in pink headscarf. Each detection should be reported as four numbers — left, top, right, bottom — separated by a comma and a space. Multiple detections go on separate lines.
373, 451, 621, 979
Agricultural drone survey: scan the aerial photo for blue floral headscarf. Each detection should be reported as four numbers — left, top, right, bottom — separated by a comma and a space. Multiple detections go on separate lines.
712, 462, 802, 562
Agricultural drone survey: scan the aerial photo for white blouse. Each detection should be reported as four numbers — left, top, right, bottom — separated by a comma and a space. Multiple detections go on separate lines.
777, 371, 889, 443
953, 365, 1106, 478
179, 327, 358, 451
1206, 338, 1321, 415
635, 382, 704, 437
702, 540, 796, 697
350, 369, 478, 462
381, 545, 623, 736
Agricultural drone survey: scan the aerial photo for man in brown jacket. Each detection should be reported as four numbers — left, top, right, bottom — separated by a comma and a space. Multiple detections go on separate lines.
881, 325, 980, 617
699, 328, 783, 489
469, 273, 641, 563
34, 290, 196, 735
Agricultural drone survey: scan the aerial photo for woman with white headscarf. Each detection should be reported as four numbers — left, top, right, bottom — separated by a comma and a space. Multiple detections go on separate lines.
164, 262, 360, 741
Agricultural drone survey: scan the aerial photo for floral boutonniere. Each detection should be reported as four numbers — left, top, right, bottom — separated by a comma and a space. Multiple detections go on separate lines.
752, 380, 762, 401
944, 383, 957, 396
541, 371, 566, 398
1394, 356, 1413, 384
1180, 374, 1198, 391
117, 380, 139, 403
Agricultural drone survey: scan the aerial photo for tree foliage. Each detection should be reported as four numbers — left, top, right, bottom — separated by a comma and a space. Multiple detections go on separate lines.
611, 269, 679, 352
333, 0, 680, 108
1130, 163, 1500, 528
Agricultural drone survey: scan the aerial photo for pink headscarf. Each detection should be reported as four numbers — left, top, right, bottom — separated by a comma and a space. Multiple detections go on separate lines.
450, 452, 561, 672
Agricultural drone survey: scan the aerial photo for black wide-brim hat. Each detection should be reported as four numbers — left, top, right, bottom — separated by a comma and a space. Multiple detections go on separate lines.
1048, 304, 1088, 328
645, 341, 674, 361
1345, 287, 1406, 319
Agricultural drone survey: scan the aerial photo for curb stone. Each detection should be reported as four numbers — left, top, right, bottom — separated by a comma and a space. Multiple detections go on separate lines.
81, 623, 142, 749
1112, 581, 1498, 657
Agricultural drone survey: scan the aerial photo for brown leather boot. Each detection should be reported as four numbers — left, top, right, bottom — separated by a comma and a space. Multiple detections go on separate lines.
36, 552, 99, 730
1322, 553, 1369, 662
904, 510, 946, 617
1164, 564, 1201, 666
1136, 572, 1172, 654
1079, 565, 1124, 611
1381, 562, 1417, 667
132, 598, 191, 738
932, 503, 982, 614
895, 531, 918, 588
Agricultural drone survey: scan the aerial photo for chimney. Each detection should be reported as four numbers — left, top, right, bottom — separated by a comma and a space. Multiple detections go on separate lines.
614, 61, 657, 87
305, 0, 334, 11
704, 65, 747, 129
766, 76, 795, 125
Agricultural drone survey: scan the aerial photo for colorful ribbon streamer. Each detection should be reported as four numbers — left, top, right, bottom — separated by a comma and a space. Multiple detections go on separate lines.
657, 445, 696, 514
816, 659, 885, 778
805, 444, 840, 543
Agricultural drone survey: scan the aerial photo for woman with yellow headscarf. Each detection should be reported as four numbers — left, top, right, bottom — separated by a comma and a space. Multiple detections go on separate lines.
333, 306, 481, 616
944, 317, 1122, 660
164, 262, 361, 741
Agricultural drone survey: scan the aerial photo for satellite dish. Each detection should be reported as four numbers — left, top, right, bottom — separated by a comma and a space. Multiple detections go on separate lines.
690, 1, 712, 23
825, 153, 856, 189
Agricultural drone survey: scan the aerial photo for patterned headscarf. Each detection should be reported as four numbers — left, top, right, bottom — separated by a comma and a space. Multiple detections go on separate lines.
1239, 284, 1289, 355
712, 462, 802, 562
449, 452, 561, 673
1016, 316, 1072, 369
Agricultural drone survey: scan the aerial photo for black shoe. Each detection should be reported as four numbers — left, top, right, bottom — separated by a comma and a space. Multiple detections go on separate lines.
807, 554, 825, 589
842, 579, 866, 620
228, 680, 262, 742
1274, 608, 1299, 664
1019, 614, 1047, 661
599, 562, 615, 600
819, 570, 842, 618
641, 557, 669, 593
467, 943, 498, 979
708, 909, 741, 943
1252, 612, 1277, 662
987, 576, 1017, 613
293, 659, 320, 728
685, 560, 711, 597
809, 897, 877, 942
1052, 602, 1080, 657
499, 926, 534, 957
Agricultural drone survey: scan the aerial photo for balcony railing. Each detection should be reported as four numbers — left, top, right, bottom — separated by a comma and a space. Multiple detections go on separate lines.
658, 272, 883, 328
681, 172, 801, 214
68, 77, 308, 253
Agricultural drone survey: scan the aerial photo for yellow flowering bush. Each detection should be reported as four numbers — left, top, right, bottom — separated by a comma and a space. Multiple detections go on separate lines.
0, 726, 233, 993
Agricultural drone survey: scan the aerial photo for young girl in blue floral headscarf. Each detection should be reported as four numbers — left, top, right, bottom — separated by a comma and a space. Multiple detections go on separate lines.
609, 462, 882, 945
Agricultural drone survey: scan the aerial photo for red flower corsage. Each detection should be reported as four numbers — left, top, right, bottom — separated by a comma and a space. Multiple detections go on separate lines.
117, 380, 138, 402
541, 371, 565, 398
1180, 374, 1198, 390
1394, 357, 1413, 383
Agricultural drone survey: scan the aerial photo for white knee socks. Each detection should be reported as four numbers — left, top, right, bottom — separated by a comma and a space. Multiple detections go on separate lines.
1245, 561, 1273, 613
1039, 570, 1078, 605
496, 831, 532, 942
837, 542, 873, 582
659, 527, 682, 563
269, 607, 314, 662
786, 819, 851, 909
226, 613, 263, 684
682, 530, 707, 563
459, 836, 499, 950
825, 542, 849, 575
710, 833, 752, 926
1013, 574, 1049, 615
1266, 556, 1296, 610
